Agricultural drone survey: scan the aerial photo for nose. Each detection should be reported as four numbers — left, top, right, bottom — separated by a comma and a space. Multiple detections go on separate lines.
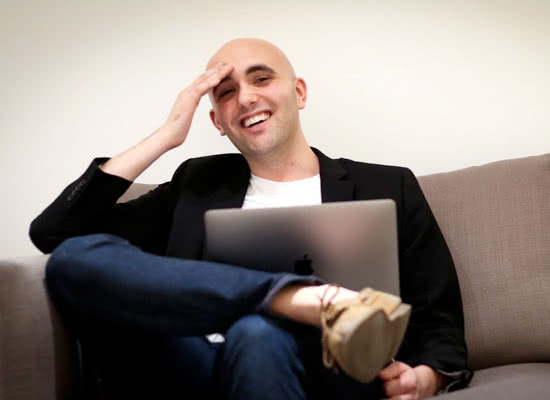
238, 84, 258, 108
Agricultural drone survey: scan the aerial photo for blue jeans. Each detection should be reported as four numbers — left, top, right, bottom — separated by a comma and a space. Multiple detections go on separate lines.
46, 234, 384, 399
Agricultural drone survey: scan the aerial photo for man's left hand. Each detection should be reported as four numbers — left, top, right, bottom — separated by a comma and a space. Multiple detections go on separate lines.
378, 361, 446, 400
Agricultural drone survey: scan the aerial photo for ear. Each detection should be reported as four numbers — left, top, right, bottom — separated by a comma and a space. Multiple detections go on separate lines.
295, 77, 307, 110
209, 109, 226, 136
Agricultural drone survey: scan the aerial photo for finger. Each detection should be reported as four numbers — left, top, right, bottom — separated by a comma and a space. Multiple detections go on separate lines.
194, 64, 233, 95
384, 368, 422, 399
171, 64, 233, 113
190, 63, 228, 87
383, 374, 417, 397
379, 361, 410, 381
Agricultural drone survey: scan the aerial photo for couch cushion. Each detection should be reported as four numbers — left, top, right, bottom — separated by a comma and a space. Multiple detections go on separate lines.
437, 364, 550, 399
0, 255, 79, 400
418, 154, 550, 370
469, 362, 550, 386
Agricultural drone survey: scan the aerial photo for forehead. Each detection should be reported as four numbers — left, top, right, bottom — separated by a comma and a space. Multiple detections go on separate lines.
207, 41, 291, 76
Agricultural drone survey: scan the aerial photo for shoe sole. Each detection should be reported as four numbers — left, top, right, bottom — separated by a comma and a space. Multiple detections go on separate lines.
338, 303, 411, 383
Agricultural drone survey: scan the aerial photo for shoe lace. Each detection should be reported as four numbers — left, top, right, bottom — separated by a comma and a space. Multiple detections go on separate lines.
319, 285, 349, 372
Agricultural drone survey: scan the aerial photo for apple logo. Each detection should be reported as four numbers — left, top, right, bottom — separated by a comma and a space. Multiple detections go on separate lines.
294, 254, 314, 275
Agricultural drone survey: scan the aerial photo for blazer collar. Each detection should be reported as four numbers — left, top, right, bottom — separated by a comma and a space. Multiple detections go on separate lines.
215, 147, 355, 207
313, 147, 355, 203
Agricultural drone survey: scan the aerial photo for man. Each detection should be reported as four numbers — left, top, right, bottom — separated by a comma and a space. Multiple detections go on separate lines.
30, 38, 470, 399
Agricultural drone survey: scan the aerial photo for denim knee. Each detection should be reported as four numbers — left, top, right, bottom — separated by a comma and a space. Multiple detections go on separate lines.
45, 234, 126, 312
223, 315, 303, 372
54, 233, 128, 256
218, 314, 307, 399
48, 234, 107, 276
48, 233, 126, 279
224, 314, 299, 357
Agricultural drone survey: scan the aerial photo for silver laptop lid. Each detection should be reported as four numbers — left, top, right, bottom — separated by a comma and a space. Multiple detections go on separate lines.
204, 200, 400, 294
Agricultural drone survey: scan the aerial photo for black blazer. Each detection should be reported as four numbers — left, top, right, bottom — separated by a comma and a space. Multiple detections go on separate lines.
30, 148, 469, 378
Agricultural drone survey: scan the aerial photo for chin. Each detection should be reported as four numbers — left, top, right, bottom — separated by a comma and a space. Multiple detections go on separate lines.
242, 141, 277, 157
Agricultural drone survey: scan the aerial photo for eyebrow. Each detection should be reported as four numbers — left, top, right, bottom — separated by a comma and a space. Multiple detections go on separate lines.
245, 64, 275, 75
214, 64, 276, 96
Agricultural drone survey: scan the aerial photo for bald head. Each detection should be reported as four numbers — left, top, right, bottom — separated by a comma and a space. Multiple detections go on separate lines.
207, 38, 296, 79
204, 38, 309, 164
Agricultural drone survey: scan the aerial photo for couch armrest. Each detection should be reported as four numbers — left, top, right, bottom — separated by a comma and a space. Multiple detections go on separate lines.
0, 255, 79, 400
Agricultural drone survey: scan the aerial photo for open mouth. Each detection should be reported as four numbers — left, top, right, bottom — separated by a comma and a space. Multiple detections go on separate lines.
241, 112, 272, 128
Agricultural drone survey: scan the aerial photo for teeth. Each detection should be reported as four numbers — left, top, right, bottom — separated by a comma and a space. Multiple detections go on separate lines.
243, 112, 270, 128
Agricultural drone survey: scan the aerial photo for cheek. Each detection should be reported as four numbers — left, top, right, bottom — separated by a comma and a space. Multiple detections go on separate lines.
216, 104, 234, 125
279, 86, 298, 107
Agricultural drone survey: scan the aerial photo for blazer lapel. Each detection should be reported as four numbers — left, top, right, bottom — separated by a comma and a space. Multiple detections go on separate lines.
207, 159, 251, 210
313, 148, 355, 203
171, 155, 250, 260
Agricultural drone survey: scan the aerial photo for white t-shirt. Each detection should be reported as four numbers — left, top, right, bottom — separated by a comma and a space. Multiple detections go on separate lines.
242, 173, 322, 209
206, 173, 322, 343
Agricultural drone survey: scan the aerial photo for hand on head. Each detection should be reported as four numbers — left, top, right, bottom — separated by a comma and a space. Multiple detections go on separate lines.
160, 63, 234, 150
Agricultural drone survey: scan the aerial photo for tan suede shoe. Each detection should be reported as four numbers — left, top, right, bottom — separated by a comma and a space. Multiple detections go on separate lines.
321, 287, 411, 383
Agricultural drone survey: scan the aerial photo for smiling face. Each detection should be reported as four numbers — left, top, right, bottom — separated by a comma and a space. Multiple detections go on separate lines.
207, 39, 307, 160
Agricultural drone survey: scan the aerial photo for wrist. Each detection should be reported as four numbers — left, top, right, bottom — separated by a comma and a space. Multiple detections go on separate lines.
151, 126, 181, 152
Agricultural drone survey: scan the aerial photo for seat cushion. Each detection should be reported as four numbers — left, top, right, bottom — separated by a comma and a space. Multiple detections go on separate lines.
418, 154, 550, 370
470, 362, 550, 386
0, 255, 79, 400
437, 363, 550, 399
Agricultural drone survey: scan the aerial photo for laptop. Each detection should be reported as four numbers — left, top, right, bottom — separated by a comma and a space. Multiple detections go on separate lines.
204, 199, 400, 294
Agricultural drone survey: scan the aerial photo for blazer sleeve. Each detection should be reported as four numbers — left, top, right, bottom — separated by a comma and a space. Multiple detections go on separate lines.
396, 168, 472, 388
30, 158, 178, 255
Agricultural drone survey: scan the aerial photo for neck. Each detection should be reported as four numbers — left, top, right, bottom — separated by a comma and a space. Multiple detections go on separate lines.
246, 136, 319, 182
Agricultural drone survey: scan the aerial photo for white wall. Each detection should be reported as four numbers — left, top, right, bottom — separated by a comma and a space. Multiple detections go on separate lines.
2, 0, 549, 258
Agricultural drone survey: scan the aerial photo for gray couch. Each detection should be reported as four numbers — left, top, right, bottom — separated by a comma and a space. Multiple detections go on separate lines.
1, 153, 549, 399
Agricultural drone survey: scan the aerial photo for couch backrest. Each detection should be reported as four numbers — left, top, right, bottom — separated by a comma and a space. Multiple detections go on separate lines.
122, 154, 550, 371
118, 182, 159, 203
418, 153, 550, 370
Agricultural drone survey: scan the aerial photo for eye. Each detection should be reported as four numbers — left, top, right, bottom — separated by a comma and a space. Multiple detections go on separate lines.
218, 88, 234, 98
255, 76, 271, 84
